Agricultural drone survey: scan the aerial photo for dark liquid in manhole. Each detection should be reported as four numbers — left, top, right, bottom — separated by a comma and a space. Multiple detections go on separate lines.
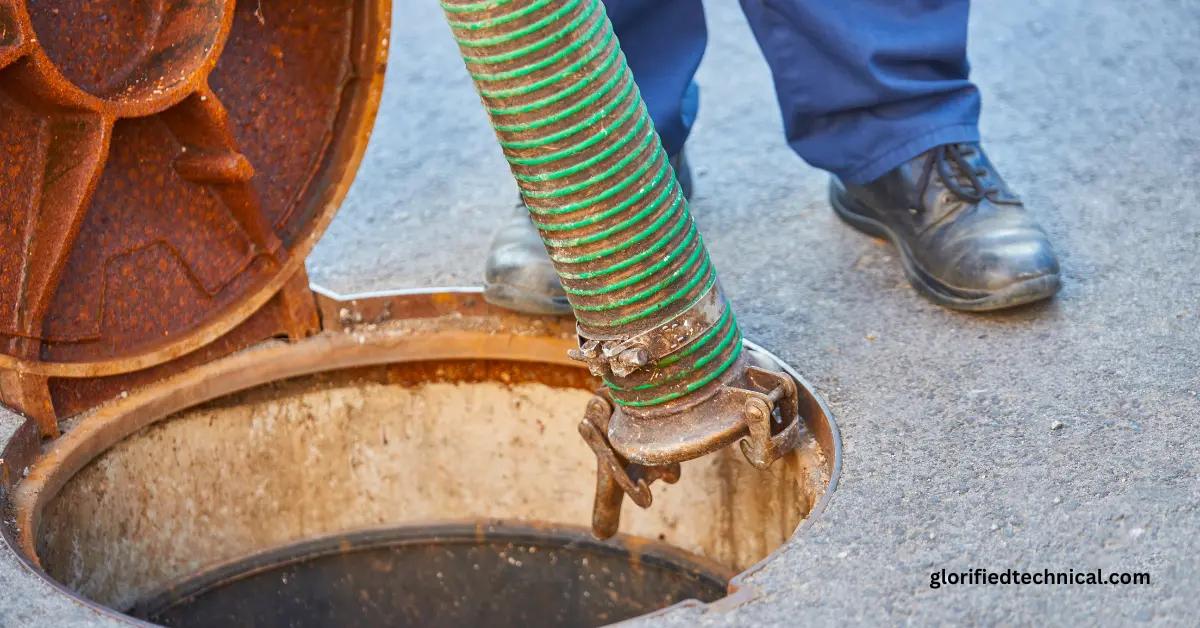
129, 522, 732, 628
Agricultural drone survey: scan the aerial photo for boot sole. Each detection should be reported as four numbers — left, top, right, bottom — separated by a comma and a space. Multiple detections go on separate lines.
829, 182, 1060, 312
483, 282, 572, 316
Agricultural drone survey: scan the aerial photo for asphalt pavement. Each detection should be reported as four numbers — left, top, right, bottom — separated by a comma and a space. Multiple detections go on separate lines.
0, 1, 1195, 625
312, 1, 1200, 624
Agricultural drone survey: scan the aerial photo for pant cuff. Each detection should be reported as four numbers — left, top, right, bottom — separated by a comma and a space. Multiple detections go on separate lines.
838, 124, 981, 184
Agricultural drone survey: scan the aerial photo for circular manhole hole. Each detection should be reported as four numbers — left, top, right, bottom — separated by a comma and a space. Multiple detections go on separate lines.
5, 289, 840, 627
131, 523, 731, 628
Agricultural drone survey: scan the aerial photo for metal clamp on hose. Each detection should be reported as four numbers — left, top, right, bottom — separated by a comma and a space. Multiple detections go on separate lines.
575, 338, 803, 538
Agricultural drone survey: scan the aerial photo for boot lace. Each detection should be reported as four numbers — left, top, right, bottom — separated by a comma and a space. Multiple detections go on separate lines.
917, 143, 998, 204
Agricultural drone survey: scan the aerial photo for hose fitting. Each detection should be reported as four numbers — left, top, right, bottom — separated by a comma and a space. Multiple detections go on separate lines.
441, 0, 802, 538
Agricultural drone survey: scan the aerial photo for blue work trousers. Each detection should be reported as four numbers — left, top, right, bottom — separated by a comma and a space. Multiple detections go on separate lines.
604, 0, 981, 183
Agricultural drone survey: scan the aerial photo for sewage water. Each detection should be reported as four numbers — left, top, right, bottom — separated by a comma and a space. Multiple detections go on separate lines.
131, 523, 731, 628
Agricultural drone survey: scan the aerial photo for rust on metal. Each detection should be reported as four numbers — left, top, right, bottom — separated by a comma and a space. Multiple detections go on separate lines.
0, 288, 840, 625
0, 0, 390, 434
579, 362, 805, 539
0, 369, 56, 437
578, 392, 680, 539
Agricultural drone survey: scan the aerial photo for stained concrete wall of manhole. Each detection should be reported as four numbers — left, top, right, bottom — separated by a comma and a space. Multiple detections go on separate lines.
6, 289, 841, 627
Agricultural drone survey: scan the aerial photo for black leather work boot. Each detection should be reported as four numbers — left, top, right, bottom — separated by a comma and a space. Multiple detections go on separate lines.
484, 150, 693, 315
830, 142, 1061, 311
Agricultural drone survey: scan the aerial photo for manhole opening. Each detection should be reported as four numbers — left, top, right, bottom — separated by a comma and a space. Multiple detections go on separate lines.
15, 315, 835, 627
131, 523, 731, 628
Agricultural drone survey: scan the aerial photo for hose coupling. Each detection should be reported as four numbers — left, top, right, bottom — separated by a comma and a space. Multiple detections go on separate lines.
572, 291, 804, 538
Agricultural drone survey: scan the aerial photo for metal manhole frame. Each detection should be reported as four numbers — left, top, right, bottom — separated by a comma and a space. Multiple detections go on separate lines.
0, 287, 843, 626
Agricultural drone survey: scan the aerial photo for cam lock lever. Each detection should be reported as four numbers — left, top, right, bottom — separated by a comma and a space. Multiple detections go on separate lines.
578, 393, 681, 539
578, 362, 804, 539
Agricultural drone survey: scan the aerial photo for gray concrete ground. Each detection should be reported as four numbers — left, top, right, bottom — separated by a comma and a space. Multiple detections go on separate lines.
313, 0, 1200, 624
2, 0, 1197, 625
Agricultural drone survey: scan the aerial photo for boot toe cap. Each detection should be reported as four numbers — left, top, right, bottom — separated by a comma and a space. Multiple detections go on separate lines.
962, 231, 1061, 292
929, 226, 1062, 309
483, 226, 570, 315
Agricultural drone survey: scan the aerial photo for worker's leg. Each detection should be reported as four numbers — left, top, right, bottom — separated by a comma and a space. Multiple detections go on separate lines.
738, 0, 980, 183
739, 0, 1060, 311
604, 0, 707, 157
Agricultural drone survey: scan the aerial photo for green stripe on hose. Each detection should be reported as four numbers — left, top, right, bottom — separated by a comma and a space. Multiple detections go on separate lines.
459, 0, 599, 64
480, 25, 615, 98
572, 244, 705, 312
579, 259, 715, 328
532, 160, 669, 230
493, 61, 625, 131
515, 112, 647, 182
558, 217, 693, 281
488, 43, 620, 117
452, 0, 579, 47
499, 79, 635, 149
446, 0, 552, 30
562, 226, 697, 296
657, 304, 734, 368
548, 189, 682, 264
469, 11, 607, 82
523, 139, 662, 215
541, 183, 678, 248
441, 0, 516, 15
505, 85, 637, 167
445, 0, 742, 406
523, 128, 657, 200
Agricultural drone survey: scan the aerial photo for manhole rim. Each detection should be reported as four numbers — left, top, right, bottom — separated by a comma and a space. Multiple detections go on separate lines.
1, 286, 842, 626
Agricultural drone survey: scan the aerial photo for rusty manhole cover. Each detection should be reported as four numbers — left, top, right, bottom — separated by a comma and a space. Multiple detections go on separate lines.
0, 0, 387, 376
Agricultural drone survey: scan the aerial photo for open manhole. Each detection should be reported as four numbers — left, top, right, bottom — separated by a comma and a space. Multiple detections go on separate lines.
1, 1, 839, 624
132, 524, 731, 627
3, 289, 840, 627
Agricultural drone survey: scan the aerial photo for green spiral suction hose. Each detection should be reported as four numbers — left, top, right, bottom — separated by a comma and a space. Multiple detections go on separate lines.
442, 0, 801, 538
